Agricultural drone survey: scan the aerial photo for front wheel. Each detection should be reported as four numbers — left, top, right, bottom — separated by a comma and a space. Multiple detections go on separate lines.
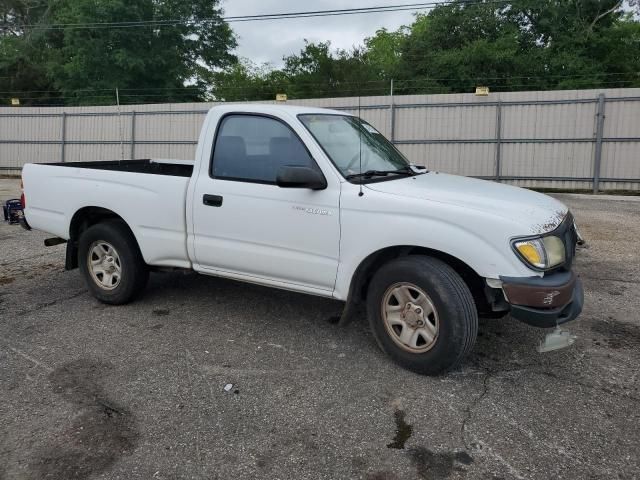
367, 256, 478, 375
78, 219, 149, 305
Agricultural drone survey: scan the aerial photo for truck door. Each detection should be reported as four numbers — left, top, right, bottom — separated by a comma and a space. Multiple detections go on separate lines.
191, 113, 341, 294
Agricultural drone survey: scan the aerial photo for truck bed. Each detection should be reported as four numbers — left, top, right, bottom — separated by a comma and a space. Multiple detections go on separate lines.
22, 159, 193, 269
46, 159, 194, 177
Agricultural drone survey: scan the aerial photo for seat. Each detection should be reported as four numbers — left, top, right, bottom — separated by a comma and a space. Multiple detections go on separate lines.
213, 136, 247, 178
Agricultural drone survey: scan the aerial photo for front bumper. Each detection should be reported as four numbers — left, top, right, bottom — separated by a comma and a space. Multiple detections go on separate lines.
500, 271, 584, 328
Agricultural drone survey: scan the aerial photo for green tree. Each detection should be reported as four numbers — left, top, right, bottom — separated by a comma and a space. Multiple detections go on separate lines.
1, 0, 236, 105
4, 0, 640, 104
281, 41, 377, 98
213, 41, 387, 101
211, 59, 290, 102
0, 1, 56, 104
363, 27, 407, 82
397, 0, 640, 93
508, 0, 640, 90
398, 3, 527, 93
216, 0, 639, 100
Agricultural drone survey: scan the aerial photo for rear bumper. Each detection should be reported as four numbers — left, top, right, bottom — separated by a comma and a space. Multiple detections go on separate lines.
19, 215, 31, 231
500, 271, 584, 328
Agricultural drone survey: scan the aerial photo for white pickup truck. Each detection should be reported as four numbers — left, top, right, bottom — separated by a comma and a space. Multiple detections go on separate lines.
21, 104, 583, 374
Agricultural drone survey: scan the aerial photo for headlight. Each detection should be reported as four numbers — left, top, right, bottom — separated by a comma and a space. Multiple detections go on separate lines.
513, 235, 565, 270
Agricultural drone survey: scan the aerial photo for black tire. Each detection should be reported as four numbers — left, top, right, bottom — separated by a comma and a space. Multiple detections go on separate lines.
367, 255, 478, 375
78, 219, 149, 305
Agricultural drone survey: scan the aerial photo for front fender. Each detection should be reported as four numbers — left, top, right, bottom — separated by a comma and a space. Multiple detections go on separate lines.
333, 193, 537, 300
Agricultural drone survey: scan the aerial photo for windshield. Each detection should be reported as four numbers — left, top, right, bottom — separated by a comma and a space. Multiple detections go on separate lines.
298, 114, 411, 181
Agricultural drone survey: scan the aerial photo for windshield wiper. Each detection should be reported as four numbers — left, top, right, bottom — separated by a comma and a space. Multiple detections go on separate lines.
346, 167, 414, 180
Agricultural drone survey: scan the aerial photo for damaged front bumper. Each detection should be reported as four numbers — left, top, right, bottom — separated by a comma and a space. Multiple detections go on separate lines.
500, 271, 584, 328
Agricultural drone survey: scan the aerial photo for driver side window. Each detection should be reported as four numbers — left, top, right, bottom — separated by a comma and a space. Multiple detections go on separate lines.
211, 114, 318, 184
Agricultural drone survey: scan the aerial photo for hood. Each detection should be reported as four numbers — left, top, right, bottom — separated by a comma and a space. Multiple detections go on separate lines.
365, 172, 568, 235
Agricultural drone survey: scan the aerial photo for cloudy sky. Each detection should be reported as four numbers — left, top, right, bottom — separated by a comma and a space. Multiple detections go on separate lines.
221, 1, 424, 67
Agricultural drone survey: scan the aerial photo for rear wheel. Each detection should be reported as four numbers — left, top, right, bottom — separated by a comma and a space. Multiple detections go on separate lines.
78, 220, 149, 304
367, 256, 478, 375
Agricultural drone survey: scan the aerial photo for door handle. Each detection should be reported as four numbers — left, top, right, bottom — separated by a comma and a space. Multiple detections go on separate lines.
203, 194, 223, 207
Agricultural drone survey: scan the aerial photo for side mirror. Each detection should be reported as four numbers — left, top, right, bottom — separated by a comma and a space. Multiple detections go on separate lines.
276, 166, 327, 190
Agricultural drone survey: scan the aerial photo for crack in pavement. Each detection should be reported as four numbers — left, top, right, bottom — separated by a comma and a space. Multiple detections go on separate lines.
16, 290, 87, 317
468, 438, 526, 480
464, 355, 640, 406
451, 356, 639, 472
0, 344, 54, 373
526, 368, 640, 404
474, 361, 640, 405
460, 369, 492, 450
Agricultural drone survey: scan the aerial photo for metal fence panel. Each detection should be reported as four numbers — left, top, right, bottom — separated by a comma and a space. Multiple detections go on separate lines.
501, 142, 595, 178
501, 102, 597, 140
135, 112, 202, 144
0, 143, 61, 169
605, 98, 640, 138
394, 104, 496, 141
1, 88, 639, 191
133, 143, 196, 161
399, 143, 495, 177
601, 143, 640, 180
64, 144, 124, 163
0, 115, 63, 143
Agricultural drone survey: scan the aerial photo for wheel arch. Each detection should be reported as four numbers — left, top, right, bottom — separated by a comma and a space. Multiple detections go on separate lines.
344, 245, 495, 318
66, 206, 141, 270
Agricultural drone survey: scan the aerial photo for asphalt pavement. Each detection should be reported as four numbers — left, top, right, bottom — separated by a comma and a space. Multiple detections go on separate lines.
1, 178, 639, 479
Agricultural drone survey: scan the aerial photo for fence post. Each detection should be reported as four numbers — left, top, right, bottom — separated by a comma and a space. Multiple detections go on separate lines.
495, 101, 502, 181
130, 110, 136, 159
60, 112, 67, 163
389, 79, 395, 143
592, 93, 606, 193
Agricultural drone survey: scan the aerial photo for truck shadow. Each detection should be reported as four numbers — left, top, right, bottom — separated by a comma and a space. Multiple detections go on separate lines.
143, 271, 554, 374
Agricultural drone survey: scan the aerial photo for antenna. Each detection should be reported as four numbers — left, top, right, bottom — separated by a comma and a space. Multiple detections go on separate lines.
358, 92, 364, 197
